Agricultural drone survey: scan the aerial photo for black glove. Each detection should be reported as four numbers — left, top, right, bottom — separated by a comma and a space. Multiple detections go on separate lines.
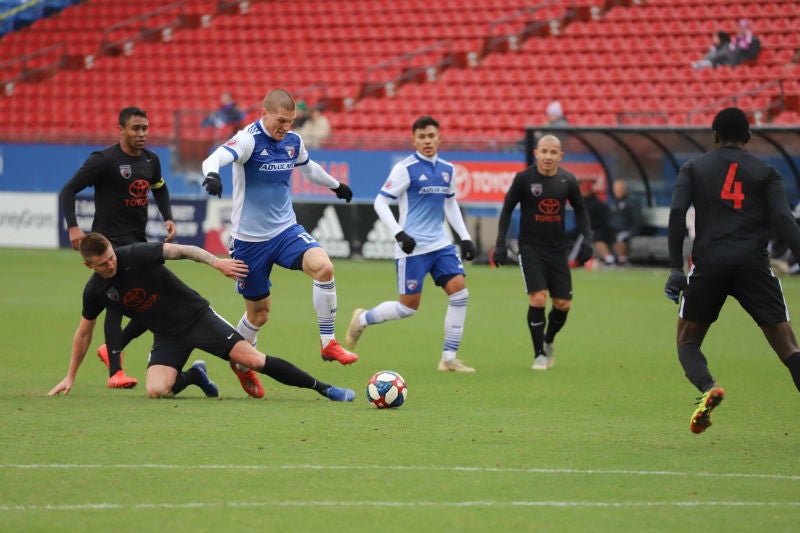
202, 172, 222, 198
333, 182, 353, 203
395, 231, 416, 255
492, 245, 511, 266
460, 240, 476, 261
577, 240, 594, 263
664, 268, 687, 304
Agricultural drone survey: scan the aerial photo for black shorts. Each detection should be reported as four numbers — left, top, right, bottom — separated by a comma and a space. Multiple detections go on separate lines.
147, 307, 245, 371
519, 245, 573, 300
680, 262, 790, 326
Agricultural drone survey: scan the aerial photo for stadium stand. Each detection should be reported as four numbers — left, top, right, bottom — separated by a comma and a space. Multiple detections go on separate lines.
0, 0, 797, 153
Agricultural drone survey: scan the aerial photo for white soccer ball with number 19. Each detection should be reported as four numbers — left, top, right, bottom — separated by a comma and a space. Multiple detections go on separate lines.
366, 370, 407, 409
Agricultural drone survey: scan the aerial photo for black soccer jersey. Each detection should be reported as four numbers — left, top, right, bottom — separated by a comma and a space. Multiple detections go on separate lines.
60, 144, 170, 246
497, 166, 593, 251
668, 145, 800, 267
82, 243, 210, 338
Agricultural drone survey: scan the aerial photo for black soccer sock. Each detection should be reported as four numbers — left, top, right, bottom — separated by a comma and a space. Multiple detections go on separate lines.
260, 355, 330, 395
121, 320, 148, 347
527, 306, 546, 356
782, 352, 800, 393
544, 308, 568, 344
678, 343, 716, 393
171, 367, 202, 395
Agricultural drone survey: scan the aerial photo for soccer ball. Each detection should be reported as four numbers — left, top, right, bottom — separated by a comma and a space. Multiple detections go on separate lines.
366, 370, 407, 409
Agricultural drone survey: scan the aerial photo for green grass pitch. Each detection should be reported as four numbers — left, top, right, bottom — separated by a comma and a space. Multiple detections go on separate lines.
1, 248, 798, 532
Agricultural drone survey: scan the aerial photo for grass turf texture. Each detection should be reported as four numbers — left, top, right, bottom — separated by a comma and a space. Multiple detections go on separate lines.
1, 248, 798, 532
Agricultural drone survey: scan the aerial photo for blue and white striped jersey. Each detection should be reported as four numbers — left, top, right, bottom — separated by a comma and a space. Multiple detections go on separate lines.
379, 152, 456, 257
221, 120, 310, 241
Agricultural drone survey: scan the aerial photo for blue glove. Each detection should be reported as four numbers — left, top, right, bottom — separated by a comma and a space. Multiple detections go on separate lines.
460, 240, 476, 261
395, 231, 416, 255
202, 172, 222, 198
664, 268, 687, 304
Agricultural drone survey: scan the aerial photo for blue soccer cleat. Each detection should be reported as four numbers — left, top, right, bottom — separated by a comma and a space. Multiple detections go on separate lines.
326, 385, 355, 402
191, 360, 219, 398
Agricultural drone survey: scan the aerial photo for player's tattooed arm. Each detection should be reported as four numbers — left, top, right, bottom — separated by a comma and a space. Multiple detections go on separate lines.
162, 243, 249, 279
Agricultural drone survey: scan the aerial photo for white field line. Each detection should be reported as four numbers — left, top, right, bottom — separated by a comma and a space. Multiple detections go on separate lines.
3, 464, 799, 512
2, 501, 800, 512
2, 463, 799, 481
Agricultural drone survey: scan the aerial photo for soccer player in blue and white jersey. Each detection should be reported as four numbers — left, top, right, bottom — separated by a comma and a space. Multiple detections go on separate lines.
200, 88, 357, 366
345, 116, 477, 372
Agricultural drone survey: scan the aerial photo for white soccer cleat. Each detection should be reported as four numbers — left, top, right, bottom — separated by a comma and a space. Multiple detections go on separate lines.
543, 342, 555, 368
532, 355, 549, 371
345, 308, 366, 349
437, 358, 476, 373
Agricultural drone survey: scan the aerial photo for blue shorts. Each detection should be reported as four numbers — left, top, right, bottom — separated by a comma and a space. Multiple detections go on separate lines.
230, 224, 320, 300
396, 244, 465, 295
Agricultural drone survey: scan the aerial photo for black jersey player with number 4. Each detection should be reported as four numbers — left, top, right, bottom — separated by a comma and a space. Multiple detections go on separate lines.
666, 107, 800, 434
493, 134, 594, 371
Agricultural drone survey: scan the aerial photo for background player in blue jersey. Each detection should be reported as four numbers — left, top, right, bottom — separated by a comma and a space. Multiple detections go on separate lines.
48, 233, 354, 403
665, 107, 800, 434
200, 88, 357, 366
345, 116, 477, 372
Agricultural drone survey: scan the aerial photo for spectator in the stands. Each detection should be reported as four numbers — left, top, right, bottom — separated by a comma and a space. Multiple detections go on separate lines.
202, 92, 245, 137
545, 100, 569, 128
730, 19, 760, 66
297, 106, 332, 148
691, 31, 733, 70
294, 100, 310, 130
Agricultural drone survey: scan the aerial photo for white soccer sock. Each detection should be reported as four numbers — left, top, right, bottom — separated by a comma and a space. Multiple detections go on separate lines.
313, 279, 337, 347
237, 313, 260, 347
364, 301, 416, 325
442, 288, 468, 360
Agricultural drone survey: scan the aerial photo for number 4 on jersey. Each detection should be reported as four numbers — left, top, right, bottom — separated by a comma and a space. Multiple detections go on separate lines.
720, 162, 745, 209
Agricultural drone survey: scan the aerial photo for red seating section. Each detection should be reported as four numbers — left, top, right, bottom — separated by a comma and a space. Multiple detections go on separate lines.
0, 0, 797, 147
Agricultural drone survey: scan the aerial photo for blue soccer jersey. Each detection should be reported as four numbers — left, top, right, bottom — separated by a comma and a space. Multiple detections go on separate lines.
221, 120, 310, 241
379, 153, 456, 258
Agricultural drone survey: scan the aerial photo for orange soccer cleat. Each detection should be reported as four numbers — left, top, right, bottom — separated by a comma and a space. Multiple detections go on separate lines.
107, 370, 138, 389
320, 339, 358, 365
229, 360, 265, 399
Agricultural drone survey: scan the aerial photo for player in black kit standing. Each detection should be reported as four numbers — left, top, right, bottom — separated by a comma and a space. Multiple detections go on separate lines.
665, 107, 800, 434
48, 233, 355, 403
60, 107, 176, 389
493, 135, 594, 370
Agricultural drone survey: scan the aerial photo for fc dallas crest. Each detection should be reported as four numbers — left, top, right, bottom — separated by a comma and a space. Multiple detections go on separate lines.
531, 183, 543, 196
119, 165, 132, 179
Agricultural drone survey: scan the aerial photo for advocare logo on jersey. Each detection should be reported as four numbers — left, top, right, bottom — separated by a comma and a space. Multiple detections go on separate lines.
310, 206, 350, 258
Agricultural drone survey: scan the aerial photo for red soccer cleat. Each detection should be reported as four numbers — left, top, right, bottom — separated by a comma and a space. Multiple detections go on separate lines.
229, 360, 265, 399
320, 339, 358, 365
107, 370, 137, 389
97, 344, 110, 369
